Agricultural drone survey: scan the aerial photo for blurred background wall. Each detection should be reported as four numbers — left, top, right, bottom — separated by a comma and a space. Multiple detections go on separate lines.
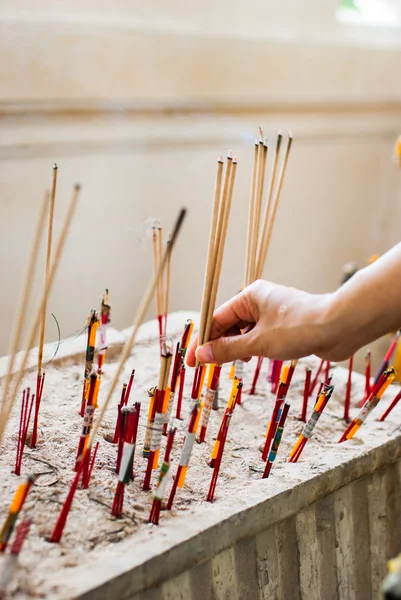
0, 0, 401, 371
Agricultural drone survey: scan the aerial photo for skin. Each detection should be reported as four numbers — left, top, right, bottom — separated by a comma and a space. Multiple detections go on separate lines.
187, 242, 401, 367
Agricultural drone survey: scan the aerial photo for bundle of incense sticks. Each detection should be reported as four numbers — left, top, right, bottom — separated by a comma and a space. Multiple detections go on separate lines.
175, 320, 194, 420
339, 368, 395, 442
113, 370, 135, 445
246, 130, 293, 395
0, 181, 80, 445
299, 367, 312, 422
0, 519, 31, 597
97, 289, 111, 375
195, 151, 237, 402
149, 425, 176, 525
143, 342, 173, 490
167, 400, 201, 510
197, 364, 222, 443
343, 355, 354, 422
112, 404, 140, 518
152, 227, 173, 342
31, 165, 58, 449
261, 360, 298, 462
79, 310, 100, 417
289, 383, 334, 463
207, 377, 242, 502
15, 389, 35, 475
0, 476, 34, 553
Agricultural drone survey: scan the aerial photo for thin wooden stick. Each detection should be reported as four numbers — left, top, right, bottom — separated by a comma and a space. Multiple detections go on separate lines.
256, 133, 293, 276
250, 136, 267, 283
0, 185, 81, 443
87, 208, 186, 450
256, 133, 283, 279
0, 191, 50, 427
204, 157, 237, 344
164, 234, 172, 337
157, 227, 164, 317
245, 142, 258, 287
38, 165, 57, 376
198, 157, 224, 350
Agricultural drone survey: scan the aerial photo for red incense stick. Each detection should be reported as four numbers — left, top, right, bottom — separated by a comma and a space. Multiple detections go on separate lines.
249, 356, 263, 395
373, 331, 400, 386
361, 351, 371, 407
271, 360, 283, 395
49, 465, 82, 543
15, 389, 35, 475
149, 426, 176, 525
309, 359, 324, 398
378, 388, 401, 421
30, 372, 45, 448
343, 355, 353, 422
300, 368, 312, 422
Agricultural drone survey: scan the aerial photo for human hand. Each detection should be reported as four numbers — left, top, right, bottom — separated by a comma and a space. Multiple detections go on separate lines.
186, 279, 333, 366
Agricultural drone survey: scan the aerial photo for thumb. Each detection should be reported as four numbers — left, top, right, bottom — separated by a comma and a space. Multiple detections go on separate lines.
195, 332, 258, 364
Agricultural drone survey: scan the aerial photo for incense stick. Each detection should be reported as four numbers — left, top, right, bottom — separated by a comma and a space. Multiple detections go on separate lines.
37, 165, 57, 377
0, 184, 81, 443
86, 208, 186, 451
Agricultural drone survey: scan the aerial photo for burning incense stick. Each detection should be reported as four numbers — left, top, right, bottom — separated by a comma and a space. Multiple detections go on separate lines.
343, 355, 353, 422
149, 425, 176, 525
0, 476, 34, 553
339, 369, 395, 442
152, 226, 164, 346
79, 310, 100, 417
97, 290, 111, 375
0, 184, 81, 444
289, 383, 334, 462
164, 234, 172, 338
31, 165, 58, 449
261, 360, 297, 462
207, 377, 242, 502
84, 209, 186, 459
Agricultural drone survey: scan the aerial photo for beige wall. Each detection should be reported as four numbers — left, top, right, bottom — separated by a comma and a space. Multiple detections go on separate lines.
0, 2, 401, 372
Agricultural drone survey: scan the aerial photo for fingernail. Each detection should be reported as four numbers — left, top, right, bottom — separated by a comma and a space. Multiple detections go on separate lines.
195, 344, 214, 364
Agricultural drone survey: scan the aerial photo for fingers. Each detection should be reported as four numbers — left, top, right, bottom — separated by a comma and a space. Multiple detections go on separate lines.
195, 329, 260, 365
207, 291, 256, 341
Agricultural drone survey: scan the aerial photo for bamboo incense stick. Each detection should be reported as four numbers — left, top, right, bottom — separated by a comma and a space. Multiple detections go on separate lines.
164, 234, 172, 337
245, 142, 258, 287
0, 191, 50, 431
86, 208, 186, 452
37, 164, 57, 377
0, 184, 81, 444
255, 133, 283, 279
255, 133, 293, 279
198, 157, 224, 350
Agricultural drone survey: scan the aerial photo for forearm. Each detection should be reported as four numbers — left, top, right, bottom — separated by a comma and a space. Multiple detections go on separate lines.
324, 243, 401, 360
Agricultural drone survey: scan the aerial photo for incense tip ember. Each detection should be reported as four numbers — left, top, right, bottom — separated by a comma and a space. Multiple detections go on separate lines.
74, 183, 82, 191
227, 150, 233, 160
53, 163, 58, 170
218, 156, 224, 163
288, 130, 293, 139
